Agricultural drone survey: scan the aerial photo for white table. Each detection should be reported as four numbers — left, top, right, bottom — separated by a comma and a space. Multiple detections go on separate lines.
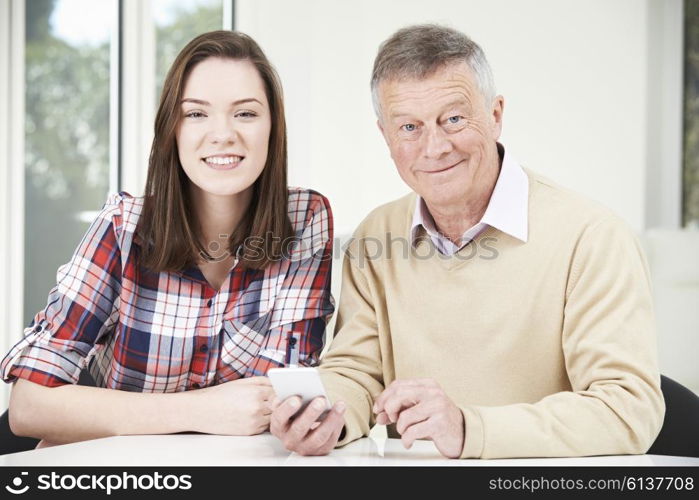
2, 434, 698, 466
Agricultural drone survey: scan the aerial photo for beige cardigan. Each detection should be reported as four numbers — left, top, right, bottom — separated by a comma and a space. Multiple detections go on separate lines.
319, 170, 664, 459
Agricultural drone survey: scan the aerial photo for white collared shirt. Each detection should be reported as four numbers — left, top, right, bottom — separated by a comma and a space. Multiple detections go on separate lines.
410, 143, 529, 255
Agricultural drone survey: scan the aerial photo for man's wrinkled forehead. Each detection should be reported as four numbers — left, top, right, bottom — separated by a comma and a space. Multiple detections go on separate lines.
378, 62, 481, 114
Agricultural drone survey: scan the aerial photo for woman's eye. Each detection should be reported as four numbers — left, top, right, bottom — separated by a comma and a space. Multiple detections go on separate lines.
185, 111, 205, 119
401, 123, 417, 132
237, 111, 257, 118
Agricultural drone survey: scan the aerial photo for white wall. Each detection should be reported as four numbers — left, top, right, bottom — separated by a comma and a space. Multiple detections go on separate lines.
237, 0, 671, 236
642, 229, 699, 393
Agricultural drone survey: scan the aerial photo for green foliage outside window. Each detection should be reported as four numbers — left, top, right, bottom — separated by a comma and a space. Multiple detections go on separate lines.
24, 0, 110, 326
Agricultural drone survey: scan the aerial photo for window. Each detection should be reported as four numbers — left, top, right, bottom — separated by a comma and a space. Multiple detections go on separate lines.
23, 0, 116, 326
154, 0, 224, 99
17, 0, 231, 329
1, 0, 234, 405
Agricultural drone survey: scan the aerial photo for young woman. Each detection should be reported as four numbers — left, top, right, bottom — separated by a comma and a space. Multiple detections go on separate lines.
1, 31, 334, 445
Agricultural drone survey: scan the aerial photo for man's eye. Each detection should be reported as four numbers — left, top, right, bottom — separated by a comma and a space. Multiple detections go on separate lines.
447, 115, 462, 124
401, 123, 417, 132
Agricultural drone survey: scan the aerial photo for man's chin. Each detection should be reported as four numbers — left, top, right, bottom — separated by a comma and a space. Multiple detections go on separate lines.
419, 189, 468, 208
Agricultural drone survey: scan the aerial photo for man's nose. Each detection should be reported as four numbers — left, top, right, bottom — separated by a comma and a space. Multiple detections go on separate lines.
423, 125, 453, 159
208, 115, 237, 144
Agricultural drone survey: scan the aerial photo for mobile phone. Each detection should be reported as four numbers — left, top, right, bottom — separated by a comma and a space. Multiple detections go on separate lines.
267, 367, 331, 418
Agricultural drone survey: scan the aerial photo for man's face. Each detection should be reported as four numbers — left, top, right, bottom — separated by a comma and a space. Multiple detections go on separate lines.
377, 62, 504, 209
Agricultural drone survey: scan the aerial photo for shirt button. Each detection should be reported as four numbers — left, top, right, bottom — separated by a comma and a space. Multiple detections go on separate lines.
199, 344, 208, 353
206, 299, 212, 307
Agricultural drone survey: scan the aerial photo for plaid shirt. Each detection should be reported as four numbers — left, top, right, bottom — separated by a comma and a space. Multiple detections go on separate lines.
1, 189, 334, 391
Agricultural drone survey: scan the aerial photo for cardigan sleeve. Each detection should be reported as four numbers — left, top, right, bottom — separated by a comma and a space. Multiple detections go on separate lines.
318, 237, 385, 446
458, 215, 664, 458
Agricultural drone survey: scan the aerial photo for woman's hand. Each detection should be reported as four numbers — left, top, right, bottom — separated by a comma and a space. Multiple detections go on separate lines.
189, 377, 275, 436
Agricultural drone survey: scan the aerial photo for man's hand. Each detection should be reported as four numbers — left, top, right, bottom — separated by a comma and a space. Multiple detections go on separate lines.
373, 378, 464, 458
270, 396, 346, 456
190, 377, 274, 435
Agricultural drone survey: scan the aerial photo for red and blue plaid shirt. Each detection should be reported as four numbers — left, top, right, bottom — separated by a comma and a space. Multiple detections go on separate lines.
1, 189, 334, 391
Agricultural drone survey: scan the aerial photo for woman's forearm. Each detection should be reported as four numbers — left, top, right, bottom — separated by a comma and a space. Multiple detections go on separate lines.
9, 378, 196, 444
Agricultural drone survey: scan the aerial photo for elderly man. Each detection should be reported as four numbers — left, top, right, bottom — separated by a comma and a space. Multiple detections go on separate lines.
270, 24, 664, 459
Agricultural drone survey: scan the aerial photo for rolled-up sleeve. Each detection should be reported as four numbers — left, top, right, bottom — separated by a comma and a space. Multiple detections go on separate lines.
1, 194, 124, 387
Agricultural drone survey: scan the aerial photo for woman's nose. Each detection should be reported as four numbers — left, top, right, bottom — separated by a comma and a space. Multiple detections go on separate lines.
209, 116, 237, 144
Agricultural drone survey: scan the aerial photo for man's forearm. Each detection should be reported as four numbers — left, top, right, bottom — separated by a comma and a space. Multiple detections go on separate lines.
458, 381, 664, 459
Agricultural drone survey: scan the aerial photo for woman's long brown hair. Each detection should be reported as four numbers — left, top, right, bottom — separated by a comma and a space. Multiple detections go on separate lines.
138, 30, 294, 272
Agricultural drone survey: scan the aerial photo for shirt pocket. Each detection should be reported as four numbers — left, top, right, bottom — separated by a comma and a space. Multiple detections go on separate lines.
219, 312, 272, 377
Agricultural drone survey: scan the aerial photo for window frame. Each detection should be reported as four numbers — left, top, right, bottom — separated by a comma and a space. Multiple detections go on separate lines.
1, 0, 26, 406
645, 0, 684, 229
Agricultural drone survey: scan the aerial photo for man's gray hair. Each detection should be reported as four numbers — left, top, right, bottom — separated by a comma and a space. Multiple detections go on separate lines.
371, 24, 496, 118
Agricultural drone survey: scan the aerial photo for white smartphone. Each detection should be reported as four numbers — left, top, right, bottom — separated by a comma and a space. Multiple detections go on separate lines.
267, 367, 331, 418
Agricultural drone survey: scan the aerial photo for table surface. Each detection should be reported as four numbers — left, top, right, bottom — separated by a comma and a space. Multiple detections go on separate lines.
2, 434, 698, 466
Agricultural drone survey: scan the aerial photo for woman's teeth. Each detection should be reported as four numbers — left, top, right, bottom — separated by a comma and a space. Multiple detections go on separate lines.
204, 156, 242, 166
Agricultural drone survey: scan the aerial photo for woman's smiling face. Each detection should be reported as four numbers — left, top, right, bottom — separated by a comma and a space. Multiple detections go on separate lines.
176, 57, 272, 199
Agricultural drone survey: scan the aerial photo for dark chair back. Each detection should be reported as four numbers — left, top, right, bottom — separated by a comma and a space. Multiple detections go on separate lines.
648, 375, 699, 458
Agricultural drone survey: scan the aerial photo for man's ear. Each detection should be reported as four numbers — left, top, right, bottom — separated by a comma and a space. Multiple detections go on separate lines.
491, 95, 505, 140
